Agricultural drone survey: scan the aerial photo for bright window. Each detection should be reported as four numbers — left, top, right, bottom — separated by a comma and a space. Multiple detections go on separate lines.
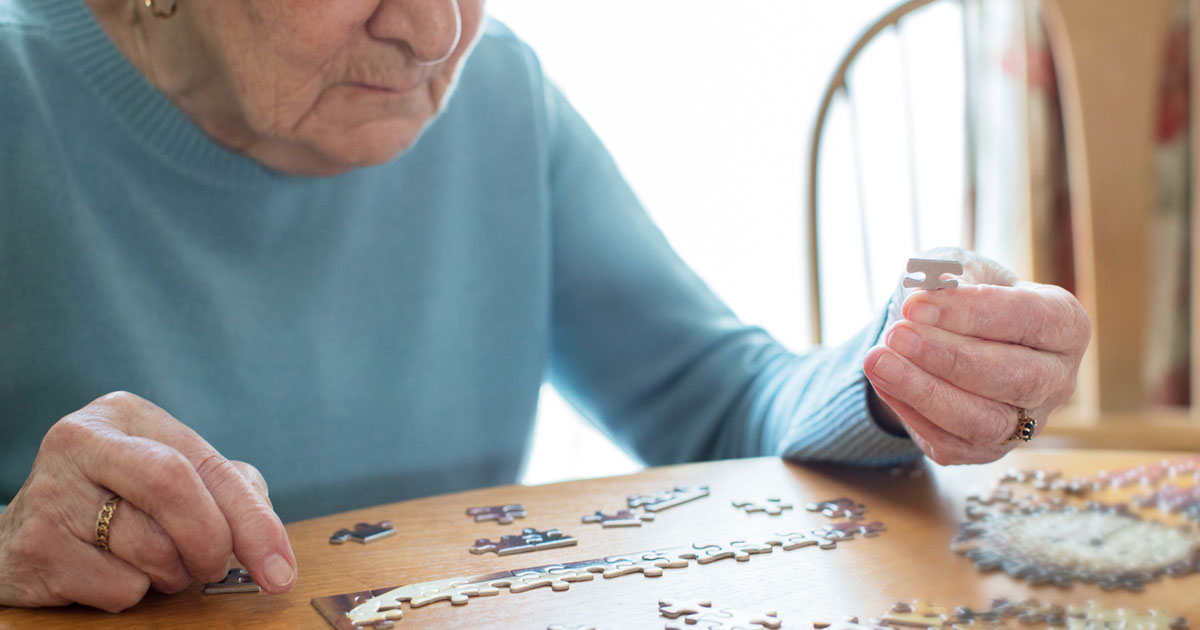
488, 1, 971, 484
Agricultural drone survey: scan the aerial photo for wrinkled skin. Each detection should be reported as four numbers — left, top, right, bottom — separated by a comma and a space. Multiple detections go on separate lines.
864, 247, 1091, 465
0, 392, 293, 610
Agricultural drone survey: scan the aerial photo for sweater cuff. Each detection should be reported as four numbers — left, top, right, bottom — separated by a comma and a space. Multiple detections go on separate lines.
780, 305, 922, 466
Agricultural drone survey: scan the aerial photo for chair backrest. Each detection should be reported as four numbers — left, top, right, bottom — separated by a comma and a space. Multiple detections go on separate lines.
1040, 0, 1176, 414
805, 0, 974, 346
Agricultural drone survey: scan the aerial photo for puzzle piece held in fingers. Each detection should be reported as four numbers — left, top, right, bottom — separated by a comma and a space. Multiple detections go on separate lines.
903, 258, 963, 291
204, 568, 261, 594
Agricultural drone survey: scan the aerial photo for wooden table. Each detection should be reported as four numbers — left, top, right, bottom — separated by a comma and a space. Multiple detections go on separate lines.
1, 450, 1197, 629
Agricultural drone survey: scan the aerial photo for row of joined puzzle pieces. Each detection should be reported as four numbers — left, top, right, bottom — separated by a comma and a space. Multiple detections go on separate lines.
326, 521, 886, 628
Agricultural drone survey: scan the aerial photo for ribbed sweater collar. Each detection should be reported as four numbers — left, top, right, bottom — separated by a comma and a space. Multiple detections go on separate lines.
43, 0, 291, 187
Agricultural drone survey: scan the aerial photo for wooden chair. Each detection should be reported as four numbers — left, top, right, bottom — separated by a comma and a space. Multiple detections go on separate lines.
805, 0, 974, 346
1034, 0, 1200, 449
808, 0, 1200, 449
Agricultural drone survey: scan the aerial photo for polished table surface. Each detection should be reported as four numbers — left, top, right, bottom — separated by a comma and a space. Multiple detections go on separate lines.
1, 449, 1197, 629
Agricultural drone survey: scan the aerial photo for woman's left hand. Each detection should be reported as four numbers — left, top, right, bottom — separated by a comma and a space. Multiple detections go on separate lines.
862, 247, 1091, 465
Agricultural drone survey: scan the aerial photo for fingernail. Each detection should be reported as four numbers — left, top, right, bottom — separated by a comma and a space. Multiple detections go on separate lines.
909, 302, 939, 325
264, 554, 295, 589
887, 327, 921, 359
871, 352, 904, 385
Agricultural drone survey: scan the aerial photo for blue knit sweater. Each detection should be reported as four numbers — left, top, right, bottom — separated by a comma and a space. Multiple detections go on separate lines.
0, 0, 918, 522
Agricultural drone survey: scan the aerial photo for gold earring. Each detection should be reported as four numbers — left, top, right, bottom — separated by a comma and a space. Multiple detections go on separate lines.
143, 0, 177, 19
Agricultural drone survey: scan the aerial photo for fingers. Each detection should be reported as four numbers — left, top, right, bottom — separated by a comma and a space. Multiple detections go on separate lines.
882, 321, 1074, 410
63, 422, 232, 584
902, 282, 1090, 354
3, 518, 152, 612
193, 455, 296, 593
69, 393, 295, 591
92, 393, 295, 592
230, 461, 271, 501
104, 500, 192, 594
869, 385, 1008, 466
864, 345, 1019, 447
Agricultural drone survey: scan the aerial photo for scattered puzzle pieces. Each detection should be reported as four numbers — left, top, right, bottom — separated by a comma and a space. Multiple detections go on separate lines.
204, 568, 261, 595
330, 521, 396, 545
470, 527, 578, 556
732, 497, 793, 516
903, 258, 962, 291
627, 484, 710, 512
805, 497, 867, 520
582, 509, 655, 527
466, 504, 527, 525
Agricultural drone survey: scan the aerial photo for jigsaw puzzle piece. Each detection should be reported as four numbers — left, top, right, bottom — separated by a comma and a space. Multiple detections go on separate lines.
490, 564, 595, 594
581, 509, 655, 527
679, 539, 775, 564
661, 598, 781, 630
204, 568, 261, 594
470, 527, 578, 555
344, 574, 495, 625
586, 548, 692, 578
804, 498, 867, 520
660, 598, 716, 619
903, 258, 963, 291
466, 504, 527, 525
765, 530, 841, 550
883, 601, 950, 628
732, 498, 793, 516
627, 484, 710, 512
814, 618, 893, 630
330, 521, 396, 545
687, 607, 783, 630
823, 520, 886, 539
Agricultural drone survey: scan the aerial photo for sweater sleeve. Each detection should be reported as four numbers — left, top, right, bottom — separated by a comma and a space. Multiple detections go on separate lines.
543, 82, 921, 467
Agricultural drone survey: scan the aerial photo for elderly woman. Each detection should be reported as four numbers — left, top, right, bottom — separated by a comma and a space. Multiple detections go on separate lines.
0, 0, 1088, 613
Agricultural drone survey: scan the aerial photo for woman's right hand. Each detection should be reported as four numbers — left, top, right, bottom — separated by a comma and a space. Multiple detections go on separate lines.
0, 391, 297, 611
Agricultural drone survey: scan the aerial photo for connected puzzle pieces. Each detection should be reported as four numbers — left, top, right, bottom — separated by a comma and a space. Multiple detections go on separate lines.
466, 504, 526, 525
470, 527, 578, 556
732, 497, 793, 516
903, 258, 962, 291
659, 597, 782, 630
582, 509, 655, 527
329, 521, 397, 545
805, 497, 867, 520
627, 484, 710, 512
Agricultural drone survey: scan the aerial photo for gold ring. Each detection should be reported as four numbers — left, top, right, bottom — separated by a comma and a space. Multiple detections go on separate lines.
1007, 409, 1037, 443
95, 496, 121, 551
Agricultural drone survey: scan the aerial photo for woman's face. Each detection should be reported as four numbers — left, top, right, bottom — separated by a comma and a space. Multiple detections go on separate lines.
170, 0, 485, 174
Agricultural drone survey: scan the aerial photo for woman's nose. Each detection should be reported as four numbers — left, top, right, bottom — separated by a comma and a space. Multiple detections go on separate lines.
368, 0, 462, 65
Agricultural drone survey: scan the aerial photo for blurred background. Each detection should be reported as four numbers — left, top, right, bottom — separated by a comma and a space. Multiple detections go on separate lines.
485, 1, 1198, 484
